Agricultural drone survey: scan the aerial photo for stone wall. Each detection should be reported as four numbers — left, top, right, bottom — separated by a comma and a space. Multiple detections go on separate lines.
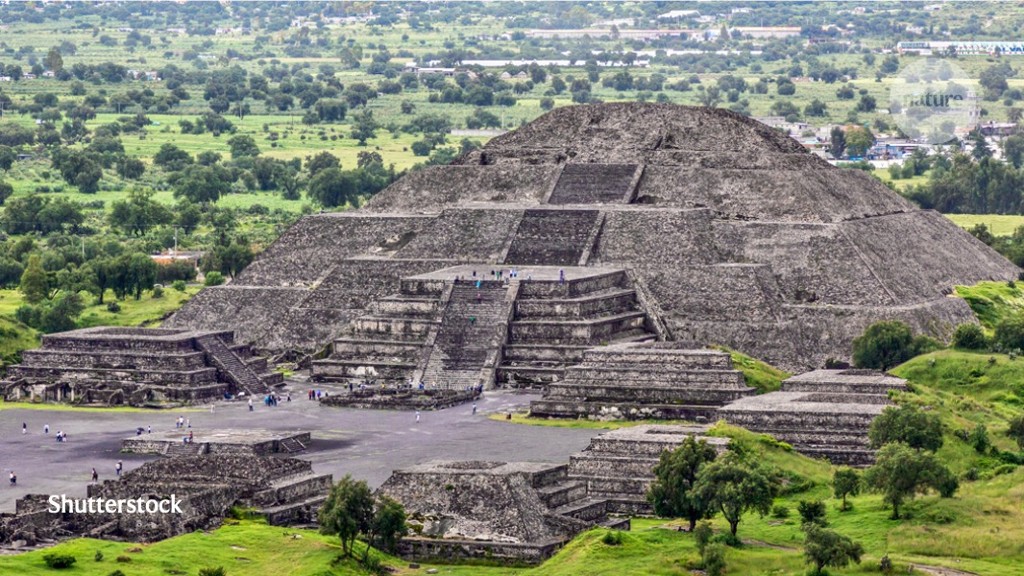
365, 165, 556, 212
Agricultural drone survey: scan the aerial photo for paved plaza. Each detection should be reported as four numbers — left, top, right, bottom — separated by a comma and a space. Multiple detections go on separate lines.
0, 380, 599, 513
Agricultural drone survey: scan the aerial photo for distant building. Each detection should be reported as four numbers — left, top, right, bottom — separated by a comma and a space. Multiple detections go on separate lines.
897, 40, 1024, 55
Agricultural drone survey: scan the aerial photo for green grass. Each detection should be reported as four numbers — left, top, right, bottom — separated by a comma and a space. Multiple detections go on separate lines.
0, 315, 39, 367
0, 519, 376, 576
953, 281, 1024, 331
945, 214, 1024, 237
712, 346, 791, 393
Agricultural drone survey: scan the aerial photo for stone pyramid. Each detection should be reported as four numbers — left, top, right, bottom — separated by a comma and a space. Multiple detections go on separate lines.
166, 103, 1017, 374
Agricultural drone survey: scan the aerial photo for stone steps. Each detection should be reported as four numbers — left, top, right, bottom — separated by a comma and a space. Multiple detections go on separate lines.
258, 494, 329, 526
20, 349, 209, 370
536, 481, 588, 509
548, 164, 638, 205
544, 384, 753, 405
568, 454, 660, 478
7, 365, 219, 384
509, 311, 647, 344
556, 368, 749, 386
252, 473, 332, 507
196, 335, 269, 396
420, 284, 511, 389
514, 288, 639, 319
530, 399, 720, 422
552, 497, 608, 522
504, 209, 601, 266
278, 436, 307, 453
164, 442, 207, 458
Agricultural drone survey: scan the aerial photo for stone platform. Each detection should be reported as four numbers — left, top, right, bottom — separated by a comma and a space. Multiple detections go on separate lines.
377, 424, 720, 564
719, 369, 908, 465
0, 455, 331, 547
1, 327, 282, 407
529, 343, 755, 420
121, 429, 310, 457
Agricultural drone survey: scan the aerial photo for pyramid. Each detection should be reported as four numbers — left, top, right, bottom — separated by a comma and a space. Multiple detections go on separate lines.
166, 103, 1018, 375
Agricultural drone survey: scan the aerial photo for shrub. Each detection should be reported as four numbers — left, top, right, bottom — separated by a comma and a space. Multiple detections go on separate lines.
601, 530, 623, 545
995, 313, 1024, 352
702, 543, 726, 576
970, 424, 991, 453
880, 554, 894, 575
693, 520, 713, 556
771, 504, 790, 518
106, 301, 121, 313
953, 323, 988, 350
199, 568, 227, 576
204, 271, 225, 286
43, 553, 77, 569
797, 500, 828, 528
172, 280, 187, 292
852, 321, 914, 370
107, 571, 126, 576
115, 555, 131, 563
94, 550, 104, 562
151, 285, 164, 299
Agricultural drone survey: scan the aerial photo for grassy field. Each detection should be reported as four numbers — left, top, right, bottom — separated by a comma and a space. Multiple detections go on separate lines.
0, 285, 201, 369
945, 214, 1024, 237
712, 346, 791, 394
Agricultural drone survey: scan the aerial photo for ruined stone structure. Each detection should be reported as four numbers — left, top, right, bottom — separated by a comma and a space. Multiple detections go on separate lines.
530, 343, 755, 420
0, 328, 282, 406
121, 429, 310, 457
0, 455, 331, 547
376, 424, 724, 563
164, 103, 1017, 378
719, 369, 908, 465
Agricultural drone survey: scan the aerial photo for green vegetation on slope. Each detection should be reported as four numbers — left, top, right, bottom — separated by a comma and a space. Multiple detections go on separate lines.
0, 314, 39, 367
954, 281, 1024, 332
713, 345, 791, 393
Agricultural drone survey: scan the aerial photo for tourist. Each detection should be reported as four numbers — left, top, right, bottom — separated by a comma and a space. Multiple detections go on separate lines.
115, 461, 123, 477
91, 468, 98, 483
415, 410, 420, 423
470, 316, 476, 325
559, 269, 565, 284
22, 422, 26, 435
9, 471, 15, 486
188, 431, 193, 443
248, 398, 254, 412
147, 425, 152, 434
472, 403, 477, 415
43, 424, 49, 435
186, 418, 191, 429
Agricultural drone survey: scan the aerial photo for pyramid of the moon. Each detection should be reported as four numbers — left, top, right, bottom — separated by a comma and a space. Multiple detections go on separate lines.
165, 103, 1018, 379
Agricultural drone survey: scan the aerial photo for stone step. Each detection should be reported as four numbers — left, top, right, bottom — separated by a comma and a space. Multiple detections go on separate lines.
543, 384, 753, 405
252, 473, 332, 507
497, 365, 565, 387
529, 400, 720, 422
548, 164, 638, 205
310, 359, 416, 381
536, 481, 588, 509
8, 365, 218, 385
600, 516, 632, 530
568, 454, 659, 478
258, 494, 328, 526
510, 311, 647, 344
552, 497, 608, 522
516, 270, 631, 300
514, 288, 639, 319
278, 436, 306, 453
260, 372, 285, 387
501, 344, 590, 364
20, 349, 209, 371
164, 442, 207, 457
573, 475, 652, 497
353, 316, 439, 337
332, 338, 424, 357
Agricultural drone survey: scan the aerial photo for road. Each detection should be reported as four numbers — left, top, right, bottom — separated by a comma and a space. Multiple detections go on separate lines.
0, 384, 599, 513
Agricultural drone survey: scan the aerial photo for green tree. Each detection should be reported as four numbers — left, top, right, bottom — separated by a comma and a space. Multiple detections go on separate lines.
0, 145, 16, 171
109, 190, 173, 236
306, 151, 340, 177
829, 127, 846, 159
803, 524, 864, 576
319, 475, 375, 558
797, 500, 828, 528
852, 320, 914, 370
153, 143, 194, 170
832, 468, 861, 512
1002, 134, 1024, 169
952, 323, 988, 350
308, 167, 358, 208
692, 451, 777, 539
227, 135, 261, 159
39, 292, 84, 333
0, 257, 24, 288
20, 254, 49, 304
45, 47, 63, 72
863, 442, 958, 519
868, 404, 944, 452
647, 435, 718, 531
1006, 415, 1024, 449
969, 423, 990, 454
350, 109, 378, 145
368, 496, 407, 555
845, 126, 874, 157
995, 312, 1024, 351
0, 180, 12, 206
173, 165, 232, 204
